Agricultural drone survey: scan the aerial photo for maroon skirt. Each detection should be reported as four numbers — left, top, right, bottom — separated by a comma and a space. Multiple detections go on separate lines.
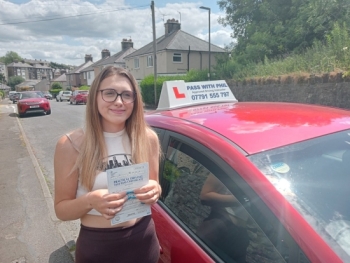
75, 216, 160, 263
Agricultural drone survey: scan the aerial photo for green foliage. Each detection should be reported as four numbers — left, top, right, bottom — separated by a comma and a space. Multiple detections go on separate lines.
50, 89, 62, 97
218, 0, 350, 63
0, 51, 22, 65
0, 73, 6, 83
8, 76, 25, 89
50, 61, 71, 69
216, 22, 350, 80
163, 160, 181, 182
79, 85, 90, 90
51, 82, 63, 90
0, 90, 4, 99
140, 69, 210, 106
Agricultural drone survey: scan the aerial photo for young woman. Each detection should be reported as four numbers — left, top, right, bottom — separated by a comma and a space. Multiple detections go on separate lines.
54, 66, 161, 262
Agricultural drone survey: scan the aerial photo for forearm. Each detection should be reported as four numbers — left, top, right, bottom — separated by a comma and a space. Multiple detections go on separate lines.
201, 192, 238, 207
54, 193, 92, 221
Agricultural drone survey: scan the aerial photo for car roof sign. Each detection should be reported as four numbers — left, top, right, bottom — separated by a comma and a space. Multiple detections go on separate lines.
157, 80, 238, 110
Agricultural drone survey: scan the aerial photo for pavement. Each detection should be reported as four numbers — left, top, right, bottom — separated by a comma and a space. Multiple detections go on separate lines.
0, 98, 78, 263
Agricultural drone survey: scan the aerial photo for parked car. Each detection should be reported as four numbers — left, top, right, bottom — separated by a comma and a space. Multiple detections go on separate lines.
11, 92, 21, 103
70, 90, 88, 104
56, 90, 72, 102
17, 91, 51, 117
9, 91, 17, 101
43, 92, 53, 100
147, 80, 350, 263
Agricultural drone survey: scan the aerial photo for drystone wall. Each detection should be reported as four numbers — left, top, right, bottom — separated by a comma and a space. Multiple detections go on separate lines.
226, 73, 350, 110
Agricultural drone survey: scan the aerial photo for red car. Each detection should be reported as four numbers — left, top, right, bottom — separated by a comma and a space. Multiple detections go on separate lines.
70, 90, 88, 105
146, 80, 350, 263
17, 91, 51, 117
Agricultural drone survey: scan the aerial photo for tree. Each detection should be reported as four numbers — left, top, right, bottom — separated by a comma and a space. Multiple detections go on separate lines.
218, 0, 350, 62
8, 76, 25, 89
51, 82, 63, 90
0, 51, 23, 65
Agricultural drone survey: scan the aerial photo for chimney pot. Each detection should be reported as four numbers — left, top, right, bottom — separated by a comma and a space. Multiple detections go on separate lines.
164, 18, 181, 35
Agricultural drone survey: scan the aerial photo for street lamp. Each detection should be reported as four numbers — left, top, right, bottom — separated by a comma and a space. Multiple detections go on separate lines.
200, 6, 211, 80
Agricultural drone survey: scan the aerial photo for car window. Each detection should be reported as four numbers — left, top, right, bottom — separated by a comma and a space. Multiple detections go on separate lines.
249, 129, 350, 262
159, 136, 309, 263
20, 92, 41, 99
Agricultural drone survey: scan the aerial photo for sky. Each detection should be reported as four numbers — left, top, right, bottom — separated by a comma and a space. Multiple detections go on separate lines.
0, 0, 233, 66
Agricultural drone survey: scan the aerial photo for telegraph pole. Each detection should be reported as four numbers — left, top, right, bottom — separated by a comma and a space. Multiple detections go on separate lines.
151, 1, 158, 105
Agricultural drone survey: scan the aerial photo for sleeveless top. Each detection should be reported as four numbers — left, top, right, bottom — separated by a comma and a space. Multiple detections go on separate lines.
73, 129, 132, 216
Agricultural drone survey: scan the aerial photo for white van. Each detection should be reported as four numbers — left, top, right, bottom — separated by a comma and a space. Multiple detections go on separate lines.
56, 90, 72, 102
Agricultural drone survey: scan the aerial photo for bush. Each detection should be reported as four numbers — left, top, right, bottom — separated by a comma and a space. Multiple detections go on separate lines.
79, 85, 90, 90
0, 90, 4, 99
50, 88, 62, 98
140, 69, 209, 106
51, 82, 63, 90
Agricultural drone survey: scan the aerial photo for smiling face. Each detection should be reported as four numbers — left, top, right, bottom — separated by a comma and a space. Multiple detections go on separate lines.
97, 74, 135, 132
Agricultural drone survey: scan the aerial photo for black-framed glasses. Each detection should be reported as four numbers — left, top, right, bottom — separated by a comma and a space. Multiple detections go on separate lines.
99, 89, 136, 104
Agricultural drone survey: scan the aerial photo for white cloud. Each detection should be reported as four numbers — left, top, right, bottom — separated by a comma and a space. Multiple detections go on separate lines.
0, 0, 234, 66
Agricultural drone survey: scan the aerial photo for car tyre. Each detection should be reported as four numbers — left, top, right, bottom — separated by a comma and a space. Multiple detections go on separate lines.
70, 100, 72, 104
46, 109, 51, 115
60, 98, 62, 102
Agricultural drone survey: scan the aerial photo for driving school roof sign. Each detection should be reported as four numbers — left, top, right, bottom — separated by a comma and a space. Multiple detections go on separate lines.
157, 80, 237, 110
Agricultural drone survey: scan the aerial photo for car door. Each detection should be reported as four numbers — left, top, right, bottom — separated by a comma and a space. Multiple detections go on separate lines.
152, 129, 310, 263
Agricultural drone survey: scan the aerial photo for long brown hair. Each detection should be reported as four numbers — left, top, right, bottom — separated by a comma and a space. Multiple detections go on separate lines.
76, 66, 153, 190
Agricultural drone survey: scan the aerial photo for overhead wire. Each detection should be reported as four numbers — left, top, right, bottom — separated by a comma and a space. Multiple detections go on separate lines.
0, 4, 149, 25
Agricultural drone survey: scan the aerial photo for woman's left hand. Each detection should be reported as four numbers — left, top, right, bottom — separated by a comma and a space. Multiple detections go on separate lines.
133, 179, 160, 205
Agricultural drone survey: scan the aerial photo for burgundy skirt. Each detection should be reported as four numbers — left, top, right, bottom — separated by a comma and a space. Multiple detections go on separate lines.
75, 216, 160, 263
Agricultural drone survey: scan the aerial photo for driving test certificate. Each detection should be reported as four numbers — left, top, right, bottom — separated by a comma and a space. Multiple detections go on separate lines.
106, 162, 151, 225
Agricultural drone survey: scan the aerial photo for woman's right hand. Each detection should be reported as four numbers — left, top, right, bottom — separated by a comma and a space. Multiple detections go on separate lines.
87, 190, 128, 219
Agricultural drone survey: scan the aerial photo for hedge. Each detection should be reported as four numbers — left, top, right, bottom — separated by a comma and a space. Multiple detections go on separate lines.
140, 69, 209, 106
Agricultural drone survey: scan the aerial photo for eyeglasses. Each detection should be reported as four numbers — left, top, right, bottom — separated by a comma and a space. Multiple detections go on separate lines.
99, 89, 136, 104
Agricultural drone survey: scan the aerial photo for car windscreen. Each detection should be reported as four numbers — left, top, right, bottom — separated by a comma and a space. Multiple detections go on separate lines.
20, 92, 42, 99
248, 129, 350, 261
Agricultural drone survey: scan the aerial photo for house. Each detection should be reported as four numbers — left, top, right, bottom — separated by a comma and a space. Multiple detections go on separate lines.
81, 39, 137, 86
7, 61, 35, 80
80, 49, 111, 86
124, 18, 227, 81
15, 79, 40, 91
65, 55, 94, 89
0, 62, 8, 82
51, 73, 68, 90
7, 59, 54, 81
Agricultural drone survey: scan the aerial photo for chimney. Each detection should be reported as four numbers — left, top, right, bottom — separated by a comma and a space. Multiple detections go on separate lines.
85, 54, 93, 63
101, 49, 110, 59
164, 18, 181, 35
121, 38, 134, 51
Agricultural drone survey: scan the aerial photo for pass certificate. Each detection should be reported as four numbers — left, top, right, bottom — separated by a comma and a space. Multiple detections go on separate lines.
106, 162, 151, 225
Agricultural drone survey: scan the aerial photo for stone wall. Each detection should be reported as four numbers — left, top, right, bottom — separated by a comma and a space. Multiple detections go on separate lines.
226, 72, 350, 110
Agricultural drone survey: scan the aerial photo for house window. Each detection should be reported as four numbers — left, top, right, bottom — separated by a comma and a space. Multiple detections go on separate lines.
84, 72, 86, 79
134, 58, 139, 69
88, 72, 90, 79
147, 55, 153, 67
173, 53, 182, 63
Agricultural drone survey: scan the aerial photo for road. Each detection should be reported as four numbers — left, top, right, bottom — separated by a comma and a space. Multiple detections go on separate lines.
18, 99, 86, 194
